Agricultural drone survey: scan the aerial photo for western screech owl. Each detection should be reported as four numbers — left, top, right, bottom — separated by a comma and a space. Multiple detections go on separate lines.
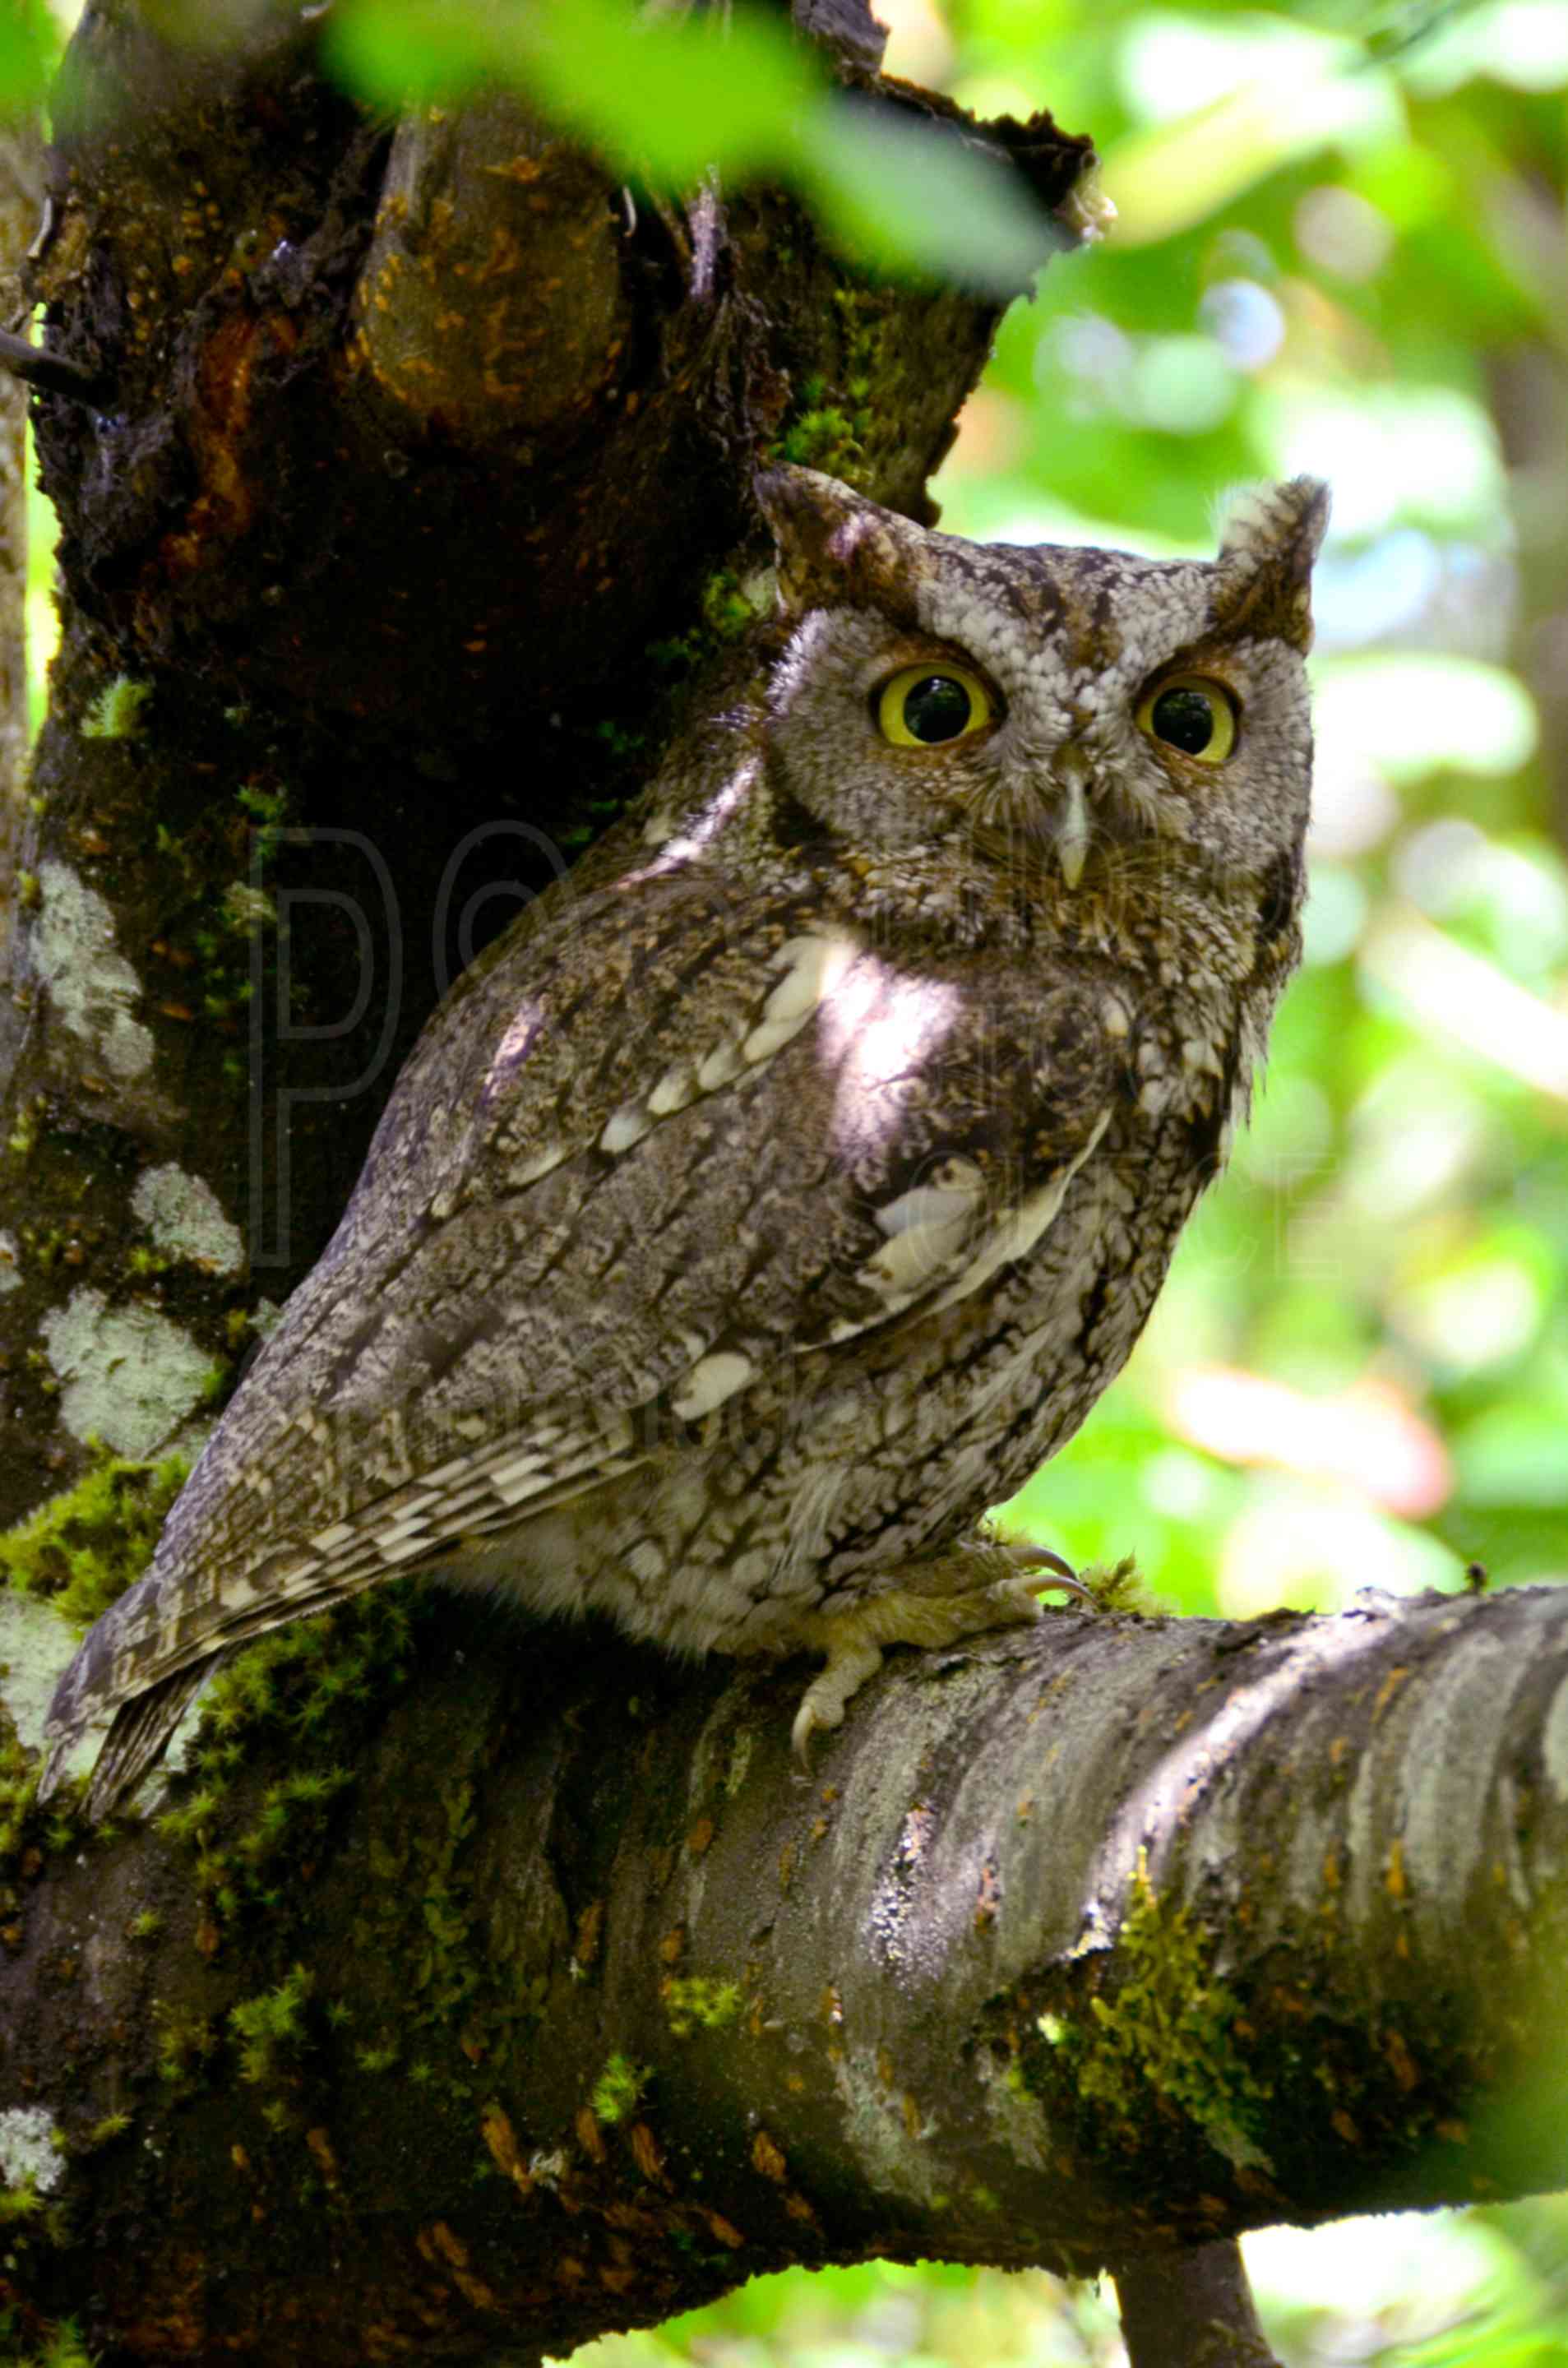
40, 464, 1327, 1819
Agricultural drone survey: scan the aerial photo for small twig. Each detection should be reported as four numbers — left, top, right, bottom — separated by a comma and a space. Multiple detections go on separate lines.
0, 326, 108, 405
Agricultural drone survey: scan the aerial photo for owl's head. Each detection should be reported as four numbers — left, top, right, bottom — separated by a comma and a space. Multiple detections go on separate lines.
753, 466, 1328, 904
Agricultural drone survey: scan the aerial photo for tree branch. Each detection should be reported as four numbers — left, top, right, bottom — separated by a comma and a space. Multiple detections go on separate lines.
1115, 2241, 1280, 2368
3, 1580, 1566, 2358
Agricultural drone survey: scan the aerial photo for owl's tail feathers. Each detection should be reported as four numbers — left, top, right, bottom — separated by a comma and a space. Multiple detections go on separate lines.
36, 1653, 231, 1825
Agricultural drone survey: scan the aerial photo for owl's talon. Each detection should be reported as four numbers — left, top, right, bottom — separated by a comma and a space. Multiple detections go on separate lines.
995, 1538, 1099, 1607
792, 1639, 885, 1765
790, 1574, 1053, 1761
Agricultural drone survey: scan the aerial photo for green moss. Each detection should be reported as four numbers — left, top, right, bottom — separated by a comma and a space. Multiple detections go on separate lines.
592, 718, 647, 761
81, 674, 153, 740
1080, 1552, 1145, 1611
154, 2002, 218, 2090
340, 1734, 552, 2094
1032, 1855, 1268, 2162
144, 1584, 547, 2117
232, 1962, 315, 2086
0, 1730, 37, 1866
156, 1785, 226, 1846
663, 1976, 742, 2037
4, 2317, 94, 2368
699, 568, 764, 642
76, 2114, 132, 2153
765, 287, 886, 487
153, 821, 199, 886
775, 405, 863, 477
8, 1098, 39, 1159
235, 779, 291, 868
590, 2054, 650, 2124
646, 568, 769, 684
141, 1588, 421, 1979
0, 1449, 190, 1630
646, 629, 702, 673
191, 1593, 409, 1778
232, 1766, 354, 1885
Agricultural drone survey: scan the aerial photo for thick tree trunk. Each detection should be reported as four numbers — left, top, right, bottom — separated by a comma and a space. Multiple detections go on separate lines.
3, 5, 1561, 2365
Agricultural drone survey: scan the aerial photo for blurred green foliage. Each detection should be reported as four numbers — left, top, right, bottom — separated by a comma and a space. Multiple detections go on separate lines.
15, 0, 1568, 2359
937, 0, 1568, 1638
0, 0, 55, 119
323, 0, 1055, 290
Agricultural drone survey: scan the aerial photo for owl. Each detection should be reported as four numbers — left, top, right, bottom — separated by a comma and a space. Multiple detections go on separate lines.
39, 464, 1327, 1820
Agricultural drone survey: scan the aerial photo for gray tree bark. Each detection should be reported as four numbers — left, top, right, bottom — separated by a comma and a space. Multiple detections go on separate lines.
7, 1566, 1568, 2361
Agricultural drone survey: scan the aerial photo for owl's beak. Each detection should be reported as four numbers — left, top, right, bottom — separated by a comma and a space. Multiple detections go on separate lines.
1052, 748, 1091, 890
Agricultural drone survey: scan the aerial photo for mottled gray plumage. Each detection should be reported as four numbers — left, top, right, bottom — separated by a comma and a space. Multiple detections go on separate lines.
40, 465, 1327, 1819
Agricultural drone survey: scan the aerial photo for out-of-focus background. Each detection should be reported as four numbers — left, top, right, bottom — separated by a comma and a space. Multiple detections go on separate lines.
15, 0, 1568, 2355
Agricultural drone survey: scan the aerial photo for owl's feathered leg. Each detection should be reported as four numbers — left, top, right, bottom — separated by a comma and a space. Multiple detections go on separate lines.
790, 1538, 1094, 1762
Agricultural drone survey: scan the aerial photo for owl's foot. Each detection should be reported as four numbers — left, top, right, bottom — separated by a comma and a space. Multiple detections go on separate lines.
789, 1540, 1089, 1763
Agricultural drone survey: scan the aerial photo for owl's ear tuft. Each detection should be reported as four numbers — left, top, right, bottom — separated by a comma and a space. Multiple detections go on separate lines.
1213, 476, 1330, 653
754, 466, 912, 619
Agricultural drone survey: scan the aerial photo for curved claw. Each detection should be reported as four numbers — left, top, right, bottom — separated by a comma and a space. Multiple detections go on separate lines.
791, 1638, 884, 1767
995, 1538, 1099, 1606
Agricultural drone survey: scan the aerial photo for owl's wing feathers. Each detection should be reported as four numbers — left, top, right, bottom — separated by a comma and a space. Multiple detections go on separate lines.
41, 868, 1122, 1806
290, 871, 1124, 1438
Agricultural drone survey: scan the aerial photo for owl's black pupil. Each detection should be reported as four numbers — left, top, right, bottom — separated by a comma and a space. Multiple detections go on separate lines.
902, 675, 973, 743
1150, 687, 1216, 754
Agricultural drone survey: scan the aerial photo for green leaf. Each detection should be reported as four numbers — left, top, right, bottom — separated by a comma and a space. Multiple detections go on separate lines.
325, 0, 816, 179
0, 0, 54, 118
793, 99, 1064, 293
324, 0, 1062, 292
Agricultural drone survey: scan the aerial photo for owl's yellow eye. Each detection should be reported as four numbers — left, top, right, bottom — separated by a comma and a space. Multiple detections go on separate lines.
877, 664, 994, 748
1137, 675, 1238, 765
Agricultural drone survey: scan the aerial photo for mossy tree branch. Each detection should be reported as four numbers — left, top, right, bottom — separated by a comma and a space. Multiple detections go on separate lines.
2, 1579, 1567, 2360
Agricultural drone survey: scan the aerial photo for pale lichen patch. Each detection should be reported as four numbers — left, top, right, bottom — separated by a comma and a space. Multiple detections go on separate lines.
0, 1589, 78, 1752
32, 859, 155, 1082
132, 1163, 247, 1278
40, 1289, 220, 1458
0, 2105, 65, 2195
221, 880, 276, 932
